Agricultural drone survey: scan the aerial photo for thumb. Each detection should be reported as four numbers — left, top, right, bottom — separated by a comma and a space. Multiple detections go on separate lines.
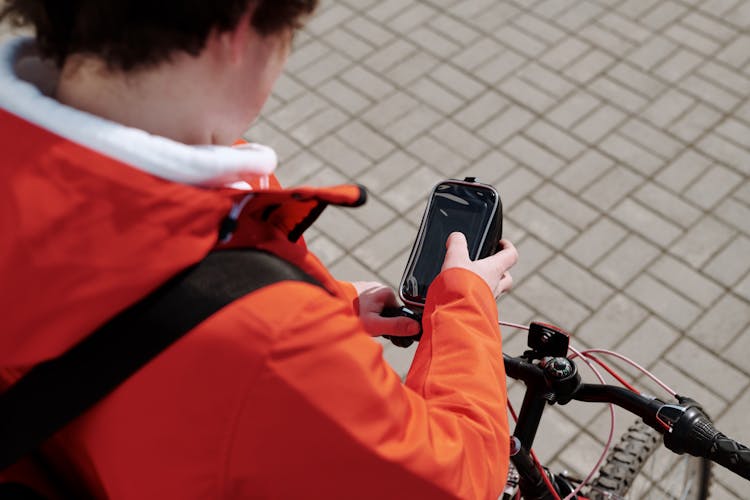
442, 232, 470, 271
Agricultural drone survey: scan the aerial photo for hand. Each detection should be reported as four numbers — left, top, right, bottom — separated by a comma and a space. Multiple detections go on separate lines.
441, 233, 518, 298
351, 281, 421, 337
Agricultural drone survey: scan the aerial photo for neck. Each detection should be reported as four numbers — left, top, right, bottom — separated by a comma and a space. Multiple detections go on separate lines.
55, 54, 234, 145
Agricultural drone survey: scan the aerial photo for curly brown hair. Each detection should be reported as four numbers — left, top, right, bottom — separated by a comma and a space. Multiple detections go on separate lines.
0, 0, 318, 71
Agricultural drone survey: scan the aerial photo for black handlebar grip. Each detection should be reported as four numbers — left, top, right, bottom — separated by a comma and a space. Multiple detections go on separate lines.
706, 430, 750, 480
664, 406, 750, 480
380, 307, 423, 348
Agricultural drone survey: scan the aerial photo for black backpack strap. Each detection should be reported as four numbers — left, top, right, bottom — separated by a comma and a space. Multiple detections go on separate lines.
0, 249, 322, 472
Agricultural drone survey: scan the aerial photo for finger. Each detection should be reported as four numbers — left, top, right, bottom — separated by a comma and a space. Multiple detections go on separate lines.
442, 232, 470, 270
366, 314, 421, 337
495, 272, 513, 295
483, 239, 518, 274
365, 285, 399, 308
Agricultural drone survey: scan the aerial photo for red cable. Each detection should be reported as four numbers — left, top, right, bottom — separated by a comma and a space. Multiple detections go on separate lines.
582, 353, 640, 394
530, 448, 562, 500
507, 399, 561, 500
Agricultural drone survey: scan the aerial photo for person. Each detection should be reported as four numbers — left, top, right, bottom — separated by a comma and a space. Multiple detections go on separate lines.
0, 0, 519, 498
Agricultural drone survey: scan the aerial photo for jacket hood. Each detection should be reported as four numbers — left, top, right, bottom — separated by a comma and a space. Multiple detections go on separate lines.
0, 36, 365, 367
0, 37, 278, 188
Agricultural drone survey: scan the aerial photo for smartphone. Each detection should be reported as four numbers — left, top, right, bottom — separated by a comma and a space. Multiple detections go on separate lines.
399, 178, 502, 309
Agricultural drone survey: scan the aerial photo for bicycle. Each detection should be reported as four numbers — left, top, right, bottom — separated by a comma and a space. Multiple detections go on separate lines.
497, 320, 750, 499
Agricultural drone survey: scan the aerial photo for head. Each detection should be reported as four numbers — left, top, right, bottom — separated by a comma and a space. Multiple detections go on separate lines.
1, 1, 318, 144
0, 0, 318, 72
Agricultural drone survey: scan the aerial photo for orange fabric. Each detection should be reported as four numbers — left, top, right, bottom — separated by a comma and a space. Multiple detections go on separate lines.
0, 109, 509, 499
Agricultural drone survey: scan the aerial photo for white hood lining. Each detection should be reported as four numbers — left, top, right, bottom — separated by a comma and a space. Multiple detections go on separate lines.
0, 37, 277, 188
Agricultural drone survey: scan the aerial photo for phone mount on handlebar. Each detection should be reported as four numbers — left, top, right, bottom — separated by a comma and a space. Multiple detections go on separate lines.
524, 322, 570, 359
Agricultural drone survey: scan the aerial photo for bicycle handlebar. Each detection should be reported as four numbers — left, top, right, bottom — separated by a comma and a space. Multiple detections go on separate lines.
503, 354, 750, 481
659, 400, 750, 480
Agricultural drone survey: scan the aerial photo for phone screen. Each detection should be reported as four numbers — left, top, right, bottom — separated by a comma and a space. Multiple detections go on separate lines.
401, 182, 498, 304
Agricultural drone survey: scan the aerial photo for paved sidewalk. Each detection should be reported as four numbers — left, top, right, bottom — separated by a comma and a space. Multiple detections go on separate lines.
254, 1, 750, 497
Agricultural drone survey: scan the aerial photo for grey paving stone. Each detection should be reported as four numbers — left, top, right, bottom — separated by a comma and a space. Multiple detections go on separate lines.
668, 102, 724, 143
430, 120, 491, 162
453, 90, 509, 130
627, 35, 678, 71
682, 11, 738, 42
311, 135, 372, 176
664, 23, 721, 55
565, 217, 628, 268
598, 11, 652, 44
513, 274, 591, 331
532, 183, 599, 230
474, 49, 527, 85
626, 274, 702, 330
597, 134, 663, 177
717, 34, 750, 68
572, 105, 627, 144
503, 135, 565, 178
654, 149, 713, 193
574, 293, 650, 348
509, 235, 555, 286
608, 61, 667, 99
317, 79, 372, 115
579, 24, 634, 58
703, 235, 750, 287
582, 166, 643, 211
715, 197, 750, 237
351, 217, 414, 271
654, 48, 704, 83
649, 254, 724, 308
641, 1, 687, 31
409, 77, 464, 115
364, 38, 418, 74
632, 183, 702, 228
382, 105, 443, 144
679, 74, 743, 113
541, 254, 613, 310
613, 316, 679, 374
722, 325, 750, 376
618, 118, 685, 160
499, 76, 557, 114
669, 215, 736, 268
358, 150, 418, 192
478, 105, 535, 145
406, 135, 467, 177
611, 199, 682, 247
336, 120, 395, 161
307, 234, 346, 267
667, 338, 748, 400
525, 120, 587, 161
555, 149, 614, 194
469, 150, 517, 185
511, 199, 579, 249
564, 50, 616, 85
289, 107, 348, 146
380, 165, 443, 213
593, 234, 661, 289
588, 76, 649, 115
688, 292, 750, 352
641, 89, 696, 129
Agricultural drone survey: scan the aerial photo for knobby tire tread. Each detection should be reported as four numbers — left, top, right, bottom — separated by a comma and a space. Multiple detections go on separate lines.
588, 420, 712, 499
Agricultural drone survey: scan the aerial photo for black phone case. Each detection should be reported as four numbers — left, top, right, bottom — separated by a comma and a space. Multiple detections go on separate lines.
399, 177, 503, 310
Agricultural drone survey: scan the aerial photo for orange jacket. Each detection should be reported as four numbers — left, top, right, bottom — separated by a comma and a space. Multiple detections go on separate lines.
0, 50, 509, 499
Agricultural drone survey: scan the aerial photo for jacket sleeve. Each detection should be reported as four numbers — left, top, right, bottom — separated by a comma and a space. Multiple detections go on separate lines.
222, 268, 509, 499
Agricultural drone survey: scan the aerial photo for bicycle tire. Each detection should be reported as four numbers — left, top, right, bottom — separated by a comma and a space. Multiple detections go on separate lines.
587, 419, 711, 499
